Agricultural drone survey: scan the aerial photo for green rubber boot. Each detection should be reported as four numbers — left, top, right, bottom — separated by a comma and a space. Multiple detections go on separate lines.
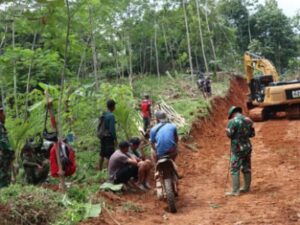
225, 174, 240, 196
240, 172, 251, 193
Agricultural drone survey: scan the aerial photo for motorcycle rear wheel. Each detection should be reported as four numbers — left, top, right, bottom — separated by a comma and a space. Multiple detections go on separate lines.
164, 178, 177, 213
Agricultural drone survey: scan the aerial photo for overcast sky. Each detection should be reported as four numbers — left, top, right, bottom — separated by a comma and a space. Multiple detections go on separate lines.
258, 0, 300, 17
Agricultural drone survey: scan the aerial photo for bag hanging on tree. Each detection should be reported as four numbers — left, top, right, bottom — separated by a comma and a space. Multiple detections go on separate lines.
43, 103, 58, 142
50, 142, 76, 177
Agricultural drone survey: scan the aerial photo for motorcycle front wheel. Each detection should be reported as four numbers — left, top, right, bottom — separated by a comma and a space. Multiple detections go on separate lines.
164, 178, 177, 213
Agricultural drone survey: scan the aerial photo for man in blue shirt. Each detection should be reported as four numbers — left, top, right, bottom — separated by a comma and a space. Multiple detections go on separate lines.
150, 111, 178, 161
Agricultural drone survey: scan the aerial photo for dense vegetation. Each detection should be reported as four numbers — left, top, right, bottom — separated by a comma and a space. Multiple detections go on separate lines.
0, 0, 299, 224
0, 0, 299, 94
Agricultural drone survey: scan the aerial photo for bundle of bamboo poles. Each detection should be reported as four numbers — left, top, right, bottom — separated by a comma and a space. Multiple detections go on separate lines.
156, 99, 186, 127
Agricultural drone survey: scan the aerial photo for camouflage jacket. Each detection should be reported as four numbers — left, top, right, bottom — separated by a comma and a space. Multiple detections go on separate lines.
0, 122, 14, 160
226, 113, 255, 155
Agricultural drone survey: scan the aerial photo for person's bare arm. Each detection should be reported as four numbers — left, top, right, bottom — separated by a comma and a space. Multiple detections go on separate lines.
127, 157, 138, 165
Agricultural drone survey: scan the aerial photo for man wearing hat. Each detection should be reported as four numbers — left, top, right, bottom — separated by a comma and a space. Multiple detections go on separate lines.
225, 106, 255, 196
99, 99, 117, 170
0, 107, 15, 188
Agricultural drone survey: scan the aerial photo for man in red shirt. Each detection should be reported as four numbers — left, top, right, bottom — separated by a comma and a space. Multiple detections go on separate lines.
140, 94, 152, 133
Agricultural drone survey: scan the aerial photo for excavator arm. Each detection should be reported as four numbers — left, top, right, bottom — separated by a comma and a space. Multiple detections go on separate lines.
244, 51, 280, 83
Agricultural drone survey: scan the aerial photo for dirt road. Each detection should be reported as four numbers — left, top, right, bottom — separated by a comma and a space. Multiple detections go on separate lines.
83, 77, 300, 225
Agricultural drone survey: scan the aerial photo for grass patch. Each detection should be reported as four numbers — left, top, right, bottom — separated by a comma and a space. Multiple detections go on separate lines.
70, 150, 107, 184
0, 185, 86, 225
170, 98, 211, 135
122, 201, 144, 213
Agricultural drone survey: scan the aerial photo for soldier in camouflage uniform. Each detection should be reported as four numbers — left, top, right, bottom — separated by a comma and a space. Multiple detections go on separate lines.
225, 106, 255, 196
21, 141, 49, 185
0, 107, 14, 188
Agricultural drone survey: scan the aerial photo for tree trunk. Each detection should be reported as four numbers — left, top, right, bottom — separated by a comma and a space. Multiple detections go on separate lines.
77, 36, 90, 81
182, 0, 194, 80
149, 39, 153, 73
57, 0, 71, 191
195, 0, 209, 73
247, 14, 252, 43
112, 42, 121, 79
58, 0, 71, 132
0, 25, 7, 49
205, 0, 217, 63
127, 36, 133, 87
0, 80, 5, 109
161, 22, 170, 58
12, 22, 19, 118
88, 6, 99, 90
154, 23, 160, 78
77, 50, 85, 81
25, 31, 37, 117
139, 43, 143, 74
142, 41, 147, 74
194, 49, 199, 72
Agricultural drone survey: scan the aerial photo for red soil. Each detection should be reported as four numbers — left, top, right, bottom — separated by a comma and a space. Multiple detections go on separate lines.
81, 76, 300, 225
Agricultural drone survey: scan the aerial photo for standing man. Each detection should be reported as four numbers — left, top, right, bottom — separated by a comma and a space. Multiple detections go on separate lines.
140, 94, 152, 133
150, 111, 178, 162
0, 107, 15, 188
225, 106, 255, 196
98, 99, 117, 170
204, 76, 212, 97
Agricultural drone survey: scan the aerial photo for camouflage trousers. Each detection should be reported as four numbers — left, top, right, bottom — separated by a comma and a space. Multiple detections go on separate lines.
230, 153, 251, 176
0, 159, 12, 188
24, 163, 49, 185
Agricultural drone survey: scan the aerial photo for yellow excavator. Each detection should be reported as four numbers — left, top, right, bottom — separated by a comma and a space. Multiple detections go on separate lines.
244, 51, 300, 121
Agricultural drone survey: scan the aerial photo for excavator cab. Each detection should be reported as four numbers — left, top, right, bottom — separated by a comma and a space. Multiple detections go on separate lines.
244, 52, 300, 121
249, 75, 273, 102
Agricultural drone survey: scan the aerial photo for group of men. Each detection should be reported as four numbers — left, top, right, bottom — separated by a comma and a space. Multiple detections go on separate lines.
98, 97, 179, 190
0, 91, 255, 197
98, 97, 255, 196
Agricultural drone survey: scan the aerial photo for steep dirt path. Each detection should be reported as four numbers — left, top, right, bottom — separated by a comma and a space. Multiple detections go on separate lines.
82, 77, 300, 225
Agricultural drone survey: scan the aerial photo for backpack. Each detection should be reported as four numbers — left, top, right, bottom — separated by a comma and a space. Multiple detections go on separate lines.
97, 114, 111, 139
50, 142, 76, 177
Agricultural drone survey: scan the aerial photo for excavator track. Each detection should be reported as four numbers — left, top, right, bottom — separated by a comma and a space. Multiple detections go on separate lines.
286, 105, 300, 119
249, 108, 266, 122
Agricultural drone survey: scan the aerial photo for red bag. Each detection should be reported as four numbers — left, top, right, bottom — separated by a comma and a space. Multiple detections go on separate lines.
50, 142, 76, 177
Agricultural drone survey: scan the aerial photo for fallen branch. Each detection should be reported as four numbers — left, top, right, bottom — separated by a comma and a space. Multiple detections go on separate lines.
103, 206, 121, 225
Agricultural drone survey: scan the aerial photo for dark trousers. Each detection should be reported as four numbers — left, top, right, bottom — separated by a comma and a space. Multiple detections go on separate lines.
143, 117, 150, 132
114, 165, 138, 184
100, 136, 115, 159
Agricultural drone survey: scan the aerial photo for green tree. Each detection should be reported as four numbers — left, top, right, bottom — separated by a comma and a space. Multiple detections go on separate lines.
250, 0, 298, 71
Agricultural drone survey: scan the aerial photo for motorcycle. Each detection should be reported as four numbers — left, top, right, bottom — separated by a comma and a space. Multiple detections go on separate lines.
155, 156, 179, 213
